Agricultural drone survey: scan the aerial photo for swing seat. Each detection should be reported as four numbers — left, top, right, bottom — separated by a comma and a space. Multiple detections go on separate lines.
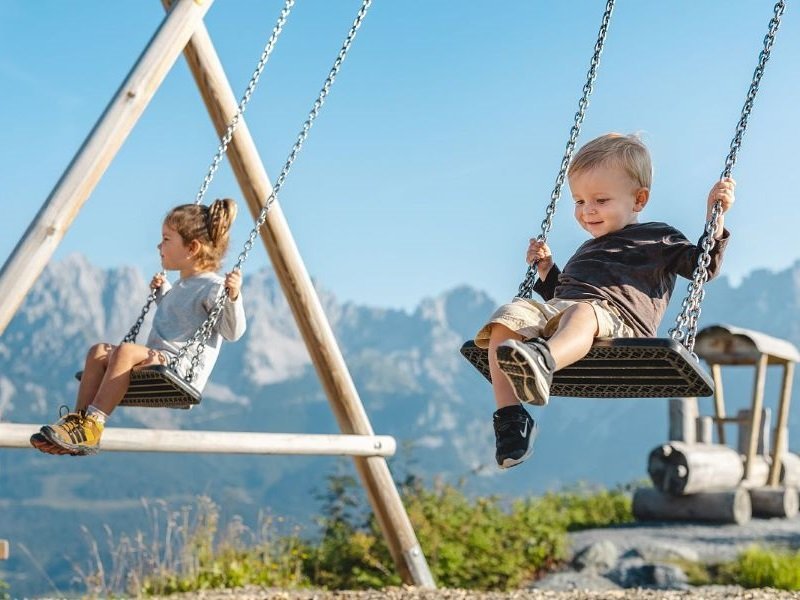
460, 337, 714, 398
75, 366, 201, 409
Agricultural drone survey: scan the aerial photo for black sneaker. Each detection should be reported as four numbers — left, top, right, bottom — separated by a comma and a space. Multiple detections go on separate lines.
496, 338, 555, 406
493, 405, 537, 469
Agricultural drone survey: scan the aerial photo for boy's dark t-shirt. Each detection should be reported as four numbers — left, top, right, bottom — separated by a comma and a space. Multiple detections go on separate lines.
533, 221, 730, 337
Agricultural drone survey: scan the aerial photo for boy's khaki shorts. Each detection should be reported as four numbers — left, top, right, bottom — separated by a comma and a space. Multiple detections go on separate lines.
474, 297, 635, 349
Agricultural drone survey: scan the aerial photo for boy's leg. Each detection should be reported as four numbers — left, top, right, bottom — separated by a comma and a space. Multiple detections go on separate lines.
496, 302, 598, 406
545, 302, 598, 369
488, 324, 537, 469
488, 324, 524, 410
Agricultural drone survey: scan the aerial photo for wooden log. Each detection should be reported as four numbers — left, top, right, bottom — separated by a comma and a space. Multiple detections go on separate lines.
633, 487, 752, 524
742, 455, 770, 488
669, 397, 698, 443
749, 486, 799, 519
743, 354, 769, 481
711, 364, 727, 444
780, 452, 800, 487
648, 442, 744, 495
769, 362, 794, 485
0, 0, 214, 336
164, 4, 434, 588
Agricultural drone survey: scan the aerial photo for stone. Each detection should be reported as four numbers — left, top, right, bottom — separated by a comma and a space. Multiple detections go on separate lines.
624, 541, 700, 563
530, 569, 622, 591
571, 539, 621, 572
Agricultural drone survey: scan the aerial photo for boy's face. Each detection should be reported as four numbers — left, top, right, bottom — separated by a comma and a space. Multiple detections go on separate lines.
569, 164, 649, 238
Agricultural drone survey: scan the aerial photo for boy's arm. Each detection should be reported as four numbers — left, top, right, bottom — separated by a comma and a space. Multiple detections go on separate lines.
665, 228, 730, 281
533, 265, 561, 300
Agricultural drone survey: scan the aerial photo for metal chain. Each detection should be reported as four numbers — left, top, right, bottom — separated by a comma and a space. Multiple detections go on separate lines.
173, 0, 374, 383
669, 0, 786, 355
123, 285, 160, 343
517, 0, 615, 298
123, 0, 295, 345
195, 0, 295, 206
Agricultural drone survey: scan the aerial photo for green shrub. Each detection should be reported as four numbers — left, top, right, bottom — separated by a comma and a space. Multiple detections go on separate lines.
728, 546, 800, 591
83, 477, 638, 595
532, 485, 634, 531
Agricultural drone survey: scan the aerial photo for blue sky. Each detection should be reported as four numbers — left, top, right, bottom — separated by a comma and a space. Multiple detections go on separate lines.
1, 1, 798, 311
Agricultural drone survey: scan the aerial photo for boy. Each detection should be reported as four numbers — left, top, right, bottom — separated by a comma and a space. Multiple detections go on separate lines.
474, 133, 734, 469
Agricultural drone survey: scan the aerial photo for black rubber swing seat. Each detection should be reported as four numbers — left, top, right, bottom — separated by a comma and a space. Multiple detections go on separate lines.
460, 337, 714, 398
75, 365, 201, 409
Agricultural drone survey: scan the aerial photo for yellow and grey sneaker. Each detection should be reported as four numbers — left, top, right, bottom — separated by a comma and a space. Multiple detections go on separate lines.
41, 409, 104, 456
30, 407, 85, 456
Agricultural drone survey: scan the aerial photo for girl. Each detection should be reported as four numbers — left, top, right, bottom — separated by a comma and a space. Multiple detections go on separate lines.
31, 199, 247, 456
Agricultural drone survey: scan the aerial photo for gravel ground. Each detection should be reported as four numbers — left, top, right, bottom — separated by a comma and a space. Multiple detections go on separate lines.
155, 587, 800, 599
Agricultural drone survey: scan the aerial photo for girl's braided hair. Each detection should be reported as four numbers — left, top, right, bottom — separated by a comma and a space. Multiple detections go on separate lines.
164, 199, 238, 272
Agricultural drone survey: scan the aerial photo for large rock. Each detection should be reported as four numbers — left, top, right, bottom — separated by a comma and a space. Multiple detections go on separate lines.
607, 557, 689, 590
572, 539, 620, 572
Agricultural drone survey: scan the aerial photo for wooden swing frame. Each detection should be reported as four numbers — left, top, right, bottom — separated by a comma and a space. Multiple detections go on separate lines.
0, 0, 433, 588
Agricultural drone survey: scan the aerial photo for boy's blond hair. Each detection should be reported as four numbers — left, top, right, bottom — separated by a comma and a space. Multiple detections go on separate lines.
569, 133, 652, 189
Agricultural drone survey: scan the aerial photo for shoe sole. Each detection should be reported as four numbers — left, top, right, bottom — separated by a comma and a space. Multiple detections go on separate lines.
40, 426, 99, 456
30, 432, 75, 456
497, 420, 538, 469
498, 447, 533, 469
496, 341, 550, 406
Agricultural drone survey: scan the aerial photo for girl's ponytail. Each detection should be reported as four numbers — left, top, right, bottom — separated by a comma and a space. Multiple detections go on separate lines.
207, 198, 237, 245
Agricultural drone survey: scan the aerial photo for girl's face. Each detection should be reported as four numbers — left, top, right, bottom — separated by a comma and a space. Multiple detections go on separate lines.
158, 224, 195, 271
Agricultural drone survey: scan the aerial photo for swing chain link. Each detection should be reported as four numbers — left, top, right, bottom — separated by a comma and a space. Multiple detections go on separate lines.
518, 0, 615, 299
173, 0, 374, 383
669, 0, 785, 355
123, 288, 159, 343
232, 0, 373, 274
194, 0, 296, 206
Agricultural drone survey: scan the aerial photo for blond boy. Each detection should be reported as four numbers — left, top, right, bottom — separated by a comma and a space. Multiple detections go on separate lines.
475, 133, 735, 468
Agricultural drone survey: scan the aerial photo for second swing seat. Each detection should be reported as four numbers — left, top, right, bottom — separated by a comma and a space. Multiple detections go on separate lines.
460, 337, 714, 398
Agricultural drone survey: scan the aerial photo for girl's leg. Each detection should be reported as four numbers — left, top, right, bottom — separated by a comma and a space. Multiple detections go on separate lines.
546, 303, 599, 369
75, 343, 115, 413
90, 343, 168, 415
488, 324, 524, 409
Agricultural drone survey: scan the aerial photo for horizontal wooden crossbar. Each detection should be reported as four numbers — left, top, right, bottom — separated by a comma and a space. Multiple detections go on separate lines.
0, 423, 396, 457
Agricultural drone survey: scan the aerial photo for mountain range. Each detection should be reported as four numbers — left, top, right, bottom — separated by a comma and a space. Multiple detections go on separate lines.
1, 254, 799, 596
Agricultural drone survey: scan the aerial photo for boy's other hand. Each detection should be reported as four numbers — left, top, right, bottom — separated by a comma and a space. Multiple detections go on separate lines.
225, 269, 242, 301
527, 239, 553, 280
708, 177, 736, 214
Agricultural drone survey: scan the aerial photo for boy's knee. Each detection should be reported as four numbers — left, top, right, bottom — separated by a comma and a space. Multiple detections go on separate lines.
488, 323, 521, 348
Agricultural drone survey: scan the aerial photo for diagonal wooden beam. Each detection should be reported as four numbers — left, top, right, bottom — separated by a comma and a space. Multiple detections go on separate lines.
166, 3, 434, 588
0, 0, 215, 336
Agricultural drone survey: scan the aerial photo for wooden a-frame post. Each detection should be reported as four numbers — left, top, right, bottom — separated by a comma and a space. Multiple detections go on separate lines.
0, 0, 434, 588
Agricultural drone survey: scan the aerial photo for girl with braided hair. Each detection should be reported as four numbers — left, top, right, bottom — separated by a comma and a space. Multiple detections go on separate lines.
31, 198, 247, 456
